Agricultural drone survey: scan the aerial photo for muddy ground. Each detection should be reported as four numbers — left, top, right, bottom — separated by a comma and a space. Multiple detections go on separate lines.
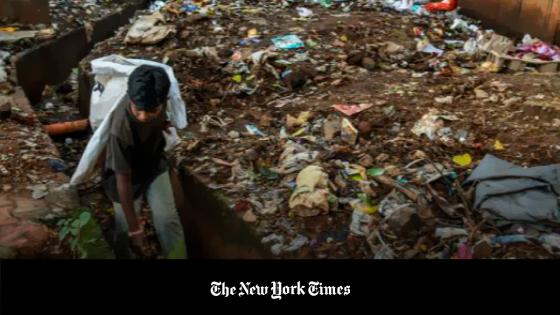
24, 1, 560, 258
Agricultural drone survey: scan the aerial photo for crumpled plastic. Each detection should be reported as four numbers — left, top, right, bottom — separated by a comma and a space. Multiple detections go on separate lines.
477, 32, 514, 55
411, 108, 458, 140
349, 207, 374, 236
340, 118, 358, 144
289, 165, 330, 217
379, 190, 414, 218
513, 34, 560, 61
272, 34, 304, 50
273, 141, 319, 174
125, 12, 176, 45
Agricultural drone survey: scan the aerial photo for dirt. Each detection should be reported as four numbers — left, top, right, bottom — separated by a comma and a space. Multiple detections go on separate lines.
37, 1, 560, 258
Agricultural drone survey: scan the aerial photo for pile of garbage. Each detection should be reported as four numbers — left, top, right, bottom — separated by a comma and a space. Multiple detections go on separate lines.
73, 0, 560, 258
0, 1, 124, 224
0, 61, 85, 202
0, 0, 126, 47
0, 1, 136, 110
0, 1, 142, 182
48, 0, 125, 31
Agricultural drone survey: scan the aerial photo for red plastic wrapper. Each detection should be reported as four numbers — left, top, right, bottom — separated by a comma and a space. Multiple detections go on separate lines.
452, 243, 473, 260
412, 26, 424, 37
424, 0, 458, 12
332, 103, 374, 116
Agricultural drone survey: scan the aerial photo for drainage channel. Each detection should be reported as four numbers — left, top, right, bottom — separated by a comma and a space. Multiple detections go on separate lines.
14, 0, 151, 105
177, 167, 272, 258
76, 66, 273, 259
16, 0, 273, 259
0, 0, 154, 258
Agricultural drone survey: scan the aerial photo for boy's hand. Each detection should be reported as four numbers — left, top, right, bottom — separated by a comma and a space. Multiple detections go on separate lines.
163, 121, 172, 133
129, 230, 150, 258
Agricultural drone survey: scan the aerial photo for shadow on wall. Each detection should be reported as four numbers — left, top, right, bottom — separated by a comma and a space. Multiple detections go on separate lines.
172, 167, 272, 259
460, 0, 560, 45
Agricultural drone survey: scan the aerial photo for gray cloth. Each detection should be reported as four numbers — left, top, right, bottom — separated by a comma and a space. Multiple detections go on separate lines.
113, 171, 187, 259
102, 96, 169, 203
464, 154, 560, 224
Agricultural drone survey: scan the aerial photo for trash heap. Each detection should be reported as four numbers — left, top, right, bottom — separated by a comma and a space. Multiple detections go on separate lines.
34, 68, 88, 175
0, 1, 138, 100
1, 1, 146, 184
76, 0, 560, 258
0, 0, 129, 50
48, 0, 126, 30
0, 91, 68, 194
1, 2, 140, 257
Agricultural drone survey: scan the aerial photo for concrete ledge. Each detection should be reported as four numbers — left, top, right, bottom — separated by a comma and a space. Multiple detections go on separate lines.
15, 28, 89, 105
78, 66, 95, 119
90, 2, 142, 45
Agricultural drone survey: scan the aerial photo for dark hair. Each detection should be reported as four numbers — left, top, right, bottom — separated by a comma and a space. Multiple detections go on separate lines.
127, 65, 170, 111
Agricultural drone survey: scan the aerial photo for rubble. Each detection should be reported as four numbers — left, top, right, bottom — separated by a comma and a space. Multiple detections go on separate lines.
125, 12, 176, 45
386, 206, 421, 237
288, 165, 331, 217
3, 0, 560, 259
0, 1, 129, 52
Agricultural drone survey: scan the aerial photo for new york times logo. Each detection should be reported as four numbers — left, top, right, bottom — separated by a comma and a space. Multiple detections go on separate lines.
210, 281, 351, 300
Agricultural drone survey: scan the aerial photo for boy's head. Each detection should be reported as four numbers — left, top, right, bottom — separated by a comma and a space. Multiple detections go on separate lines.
127, 65, 170, 122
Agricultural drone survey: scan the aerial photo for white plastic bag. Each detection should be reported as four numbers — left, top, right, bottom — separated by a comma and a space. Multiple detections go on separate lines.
163, 127, 180, 153
70, 55, 187, 186
349, 208, 373, 236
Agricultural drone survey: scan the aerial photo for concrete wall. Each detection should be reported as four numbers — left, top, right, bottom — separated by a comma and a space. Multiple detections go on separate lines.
461, 0, 560, 44
176, 168, 272, 259
14, 0, 149, 105
0, 0, 50, 24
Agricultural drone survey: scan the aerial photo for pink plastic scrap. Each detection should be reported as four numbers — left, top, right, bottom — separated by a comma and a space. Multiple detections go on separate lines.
424, 0, 458, 12
514, 42, 560, 61
452, 243, 473, 260
332, 103, 374, 116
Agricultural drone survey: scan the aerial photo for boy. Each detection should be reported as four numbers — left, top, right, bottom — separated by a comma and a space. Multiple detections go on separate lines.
103, 65, 186, 259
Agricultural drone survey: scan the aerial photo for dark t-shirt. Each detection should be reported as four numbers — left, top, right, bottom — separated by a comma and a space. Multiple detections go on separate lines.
102, 97, 168, 203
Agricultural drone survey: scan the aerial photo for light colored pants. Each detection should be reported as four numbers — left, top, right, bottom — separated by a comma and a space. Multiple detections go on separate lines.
113, 171, 187, 259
